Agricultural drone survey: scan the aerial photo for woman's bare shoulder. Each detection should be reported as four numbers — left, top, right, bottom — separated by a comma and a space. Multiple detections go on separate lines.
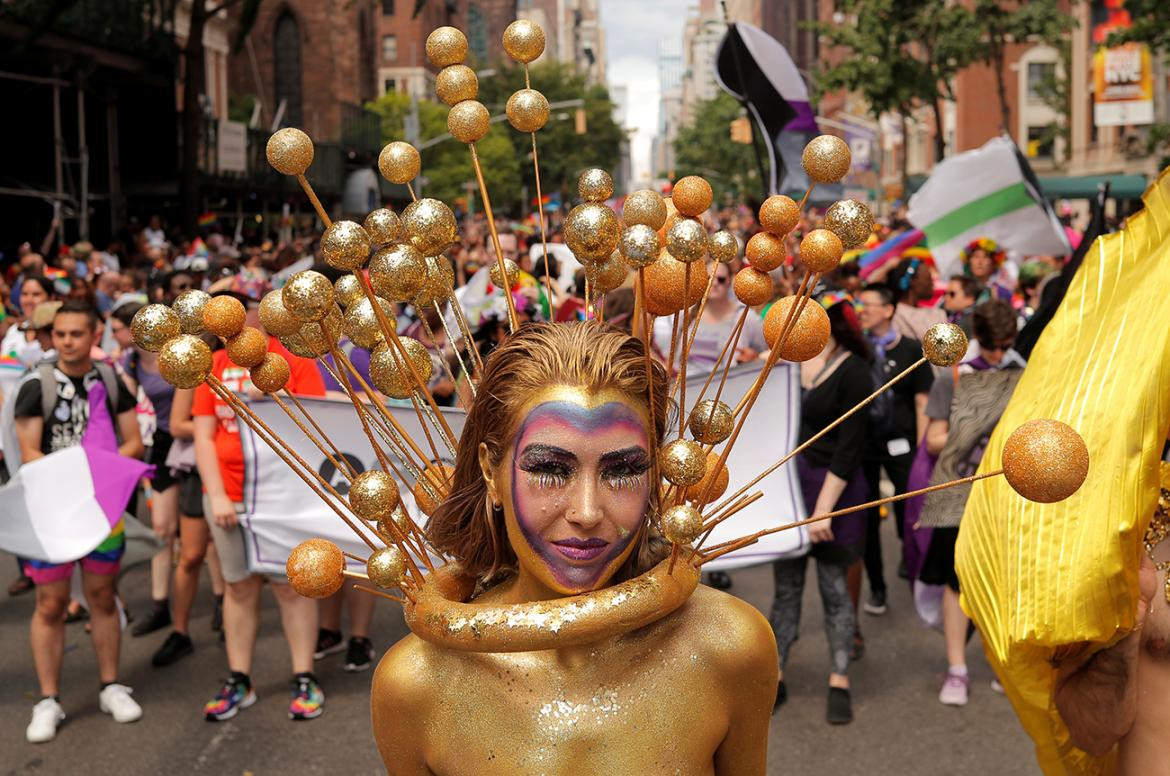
673, 585, 778, 670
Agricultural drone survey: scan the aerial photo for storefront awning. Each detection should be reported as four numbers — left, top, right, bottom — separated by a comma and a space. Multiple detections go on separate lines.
1036, 173, 1147, 200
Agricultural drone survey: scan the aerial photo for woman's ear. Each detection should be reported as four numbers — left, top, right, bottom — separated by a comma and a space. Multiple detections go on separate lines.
478, 441, 499, 506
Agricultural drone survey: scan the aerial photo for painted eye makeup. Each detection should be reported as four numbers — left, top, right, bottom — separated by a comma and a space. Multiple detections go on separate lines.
601, 450, 650, 490
518, 445, 574, 489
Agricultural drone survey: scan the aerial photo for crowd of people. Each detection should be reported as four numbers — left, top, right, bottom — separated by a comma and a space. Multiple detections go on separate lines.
0, 193, 1083, 742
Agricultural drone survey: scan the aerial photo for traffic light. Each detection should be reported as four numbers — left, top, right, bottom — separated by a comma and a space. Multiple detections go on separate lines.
729, 117, 753, 144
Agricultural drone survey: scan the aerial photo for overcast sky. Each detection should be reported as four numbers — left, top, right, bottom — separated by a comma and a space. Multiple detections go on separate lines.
599, 0, 692, 181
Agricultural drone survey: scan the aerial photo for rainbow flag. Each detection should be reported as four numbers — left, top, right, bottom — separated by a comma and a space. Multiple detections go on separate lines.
197, 212, 219, 228
852, 228, 925, 279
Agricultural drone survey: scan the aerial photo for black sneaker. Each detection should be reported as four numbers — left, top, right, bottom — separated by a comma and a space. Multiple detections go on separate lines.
897, 559, 910, 580
210, 598, 223, 633
343, 637, 375, 672
152, 631, 194, 667
313, 629, 345, 660
706, 571, 733, 590
863, 589, 888, 616
772, 680, 787, 712
132, 605, 171, 637
827, 687, 853, 725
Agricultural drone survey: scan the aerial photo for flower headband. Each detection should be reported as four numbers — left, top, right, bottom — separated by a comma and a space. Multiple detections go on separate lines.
959, 237, 1006, 266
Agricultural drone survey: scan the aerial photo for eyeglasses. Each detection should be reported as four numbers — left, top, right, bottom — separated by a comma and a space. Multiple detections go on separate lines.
712, 274, 730, 285
979, 340, 1014, 353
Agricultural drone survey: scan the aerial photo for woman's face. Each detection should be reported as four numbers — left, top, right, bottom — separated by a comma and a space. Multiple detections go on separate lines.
484, 385, 653, 595
709, 263, 732, 301
110, 317, 133, 350
20, 282, 48, 316
969, 249, 993, 280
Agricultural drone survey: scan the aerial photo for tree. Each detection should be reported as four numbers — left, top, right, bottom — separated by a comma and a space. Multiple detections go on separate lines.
670, 93, 761, 204
1104, 0, 1170, 56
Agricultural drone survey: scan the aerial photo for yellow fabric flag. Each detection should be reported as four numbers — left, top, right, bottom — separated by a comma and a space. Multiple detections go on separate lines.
957, 168, 1170, 775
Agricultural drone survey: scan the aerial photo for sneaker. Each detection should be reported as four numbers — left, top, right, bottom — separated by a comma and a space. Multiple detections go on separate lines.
939, 670, 970, 706
131, 605, 171, 637
99, 684, 143, 723
344, 637, 375, 672
706, 571, 733, 590
863, 589, 888, 616
204, 678, 256, 721
313, 628, 345, 660
897, 559, 910, 580
26, 698, 65, 743
991, 678, 1005, 694
826, 687, 853, 724
210, 598, 223, 633
289, 674, 324, 720
152, 631, 194, 667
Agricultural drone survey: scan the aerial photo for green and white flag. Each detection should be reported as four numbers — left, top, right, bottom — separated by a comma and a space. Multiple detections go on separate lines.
908, 136, 1069, 277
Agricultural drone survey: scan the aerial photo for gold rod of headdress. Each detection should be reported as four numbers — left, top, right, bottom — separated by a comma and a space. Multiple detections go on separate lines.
445, 293, 485, 378
341, 550, 367, 564
332, 347, 432, 473
282, 390, 361, 480
530, 132, 554, 313
318, 356, 418, 480
206, 378, 381, 553
350, 269, 459, 447
797, 184, 815, 211
353, 584, 410, 605
410, 392, 455, 468
691, 491, 765, 555
669, 266, 716, 406
296, 174, 332, 228
422, 304, 474, 399
270, 391, 356, 483
371, 514, 436, 574
406, 182, 418, 203
665, 311, 681, 388
468, 141, 519, 332
319, 347, 399, 477
364, 515, 428, 585
699, 469, 1004, 564
681, 306, 747, 420
677, 262, 693, 438
636, 268, 658, 443
699, 356, 930, 538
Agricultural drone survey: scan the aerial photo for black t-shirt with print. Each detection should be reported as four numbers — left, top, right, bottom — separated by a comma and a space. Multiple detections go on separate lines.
13, 365, 136, 454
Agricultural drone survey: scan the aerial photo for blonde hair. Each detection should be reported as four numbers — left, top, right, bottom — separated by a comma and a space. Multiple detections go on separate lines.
427, 321, 671, 583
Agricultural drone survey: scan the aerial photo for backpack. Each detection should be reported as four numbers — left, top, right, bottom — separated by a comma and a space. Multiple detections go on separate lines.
868, 356, 896, 441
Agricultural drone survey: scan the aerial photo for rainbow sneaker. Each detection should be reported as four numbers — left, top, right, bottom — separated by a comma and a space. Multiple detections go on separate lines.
204, 677, 256, 721
289, 674, 324, 720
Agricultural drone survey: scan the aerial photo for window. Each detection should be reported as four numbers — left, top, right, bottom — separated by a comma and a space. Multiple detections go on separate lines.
384, 78, 396, 94
381, 0, 394, 14
1027, 126, 1054, 159
273, 12, 303, 126
1027, 62, 1056, 101
382, 34, 397, 62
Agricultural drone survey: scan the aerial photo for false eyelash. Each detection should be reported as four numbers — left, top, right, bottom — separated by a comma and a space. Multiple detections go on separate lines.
527, 472, 569, 489
605, 473, 647, 491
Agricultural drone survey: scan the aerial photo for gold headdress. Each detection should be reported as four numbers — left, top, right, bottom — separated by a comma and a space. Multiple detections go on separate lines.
135, 19, 1091, 653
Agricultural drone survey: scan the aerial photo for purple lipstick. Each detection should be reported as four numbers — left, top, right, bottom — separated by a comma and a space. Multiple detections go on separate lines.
551, 537, 609, 561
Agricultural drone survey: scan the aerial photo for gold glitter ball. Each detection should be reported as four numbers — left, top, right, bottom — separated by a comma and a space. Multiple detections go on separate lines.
763, 295, 830, 361
489, 258, 520, 289
662, 504, 704, 546
643, 248, 708, 316
333, 274, 365, 309
685, 451, 730, 504
378, 141, 421, 185
265, 127, 314, 176
618, 224, 661, 269
578, 168, 614, 203
413, 464, 452, 516
823, 199, 875, 249
344, 296, 394, 349
426, 26, 468, 67
172, 290, 210, 335
363, 208, 402, 245
370, 243, 428, 302
349, 469, 400, 521
671, 176, 713, 217
321, 220, 372, 271
665, 216, 708, 264
250, 352, 291, 394
587, 252, 629, 295
708, 230, 739, 264
660, 438, 706, 487
158, 334, 212, 389
689, 400, 734, 445
130, 304, 181, 352
413, 255, 455, 308
202, 295, 246, 339
436, 64, 479, 105
922, 323, 968, 367
506, 88, 549, 133
403, 198, 457, 255
800, 229, 844, 274
802, 134, 852, 184
565, 203, 621, 262
291, 307, 343, 358
370, 337, 432, 399
759, 195, 800, 236
622, 189, 668, 231
226, 326, 268, 368
746, 231, 785, 272
503, 19, 545, 63
447, 99, 490, 144
733, 267, 774, 306
286, 539, 345, 599
1002, 419, 1089, 504
366, 546, 407, 590
282, 270, 335, 322
258, 290, 301, 337
377, 503, 412, 537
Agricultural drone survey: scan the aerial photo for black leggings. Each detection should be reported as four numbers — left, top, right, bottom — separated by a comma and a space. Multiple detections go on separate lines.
862, 452, 913, 594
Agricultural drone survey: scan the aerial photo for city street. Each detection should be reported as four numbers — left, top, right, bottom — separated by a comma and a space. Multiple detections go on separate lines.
0, 520, 1036, 775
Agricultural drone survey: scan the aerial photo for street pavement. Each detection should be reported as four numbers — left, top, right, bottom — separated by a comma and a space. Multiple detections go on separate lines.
0, 518, 1038, 775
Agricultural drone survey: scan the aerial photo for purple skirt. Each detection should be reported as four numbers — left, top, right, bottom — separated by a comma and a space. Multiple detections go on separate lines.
797, 456, 868, 564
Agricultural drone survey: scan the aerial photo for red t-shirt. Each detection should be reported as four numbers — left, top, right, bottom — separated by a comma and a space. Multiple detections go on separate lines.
192, 337, 324, 502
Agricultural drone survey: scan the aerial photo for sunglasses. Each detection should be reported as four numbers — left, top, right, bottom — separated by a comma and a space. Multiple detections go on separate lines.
713, 274, 730, 285
979, 340, 1014, 353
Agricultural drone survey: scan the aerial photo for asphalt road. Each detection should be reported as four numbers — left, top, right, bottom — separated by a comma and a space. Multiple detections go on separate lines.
0, 518, 1038, 775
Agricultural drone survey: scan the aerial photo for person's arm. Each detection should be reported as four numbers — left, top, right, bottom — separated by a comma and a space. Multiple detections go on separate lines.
809, 471, 849, 543
713, 599, 779, 776
14, 416, 44, 464
915, 392, 929, 442
116, 409, 143, 459
194, 414, 236, 528
925, 418, 949, 456
1054, 554, 1156, 756
371, 641, 433, 775
169, 388, 195, 440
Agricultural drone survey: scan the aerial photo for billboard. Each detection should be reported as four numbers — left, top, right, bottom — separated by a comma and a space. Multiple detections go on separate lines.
1091, 0, 1154, 127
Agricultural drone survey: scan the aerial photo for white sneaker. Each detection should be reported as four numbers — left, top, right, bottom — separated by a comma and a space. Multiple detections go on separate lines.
99, 683, 143, 723
939, 670, 970, 706
27, 697, 65, 743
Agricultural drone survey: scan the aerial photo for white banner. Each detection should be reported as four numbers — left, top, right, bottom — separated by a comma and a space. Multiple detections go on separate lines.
238, 361, 806, 577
